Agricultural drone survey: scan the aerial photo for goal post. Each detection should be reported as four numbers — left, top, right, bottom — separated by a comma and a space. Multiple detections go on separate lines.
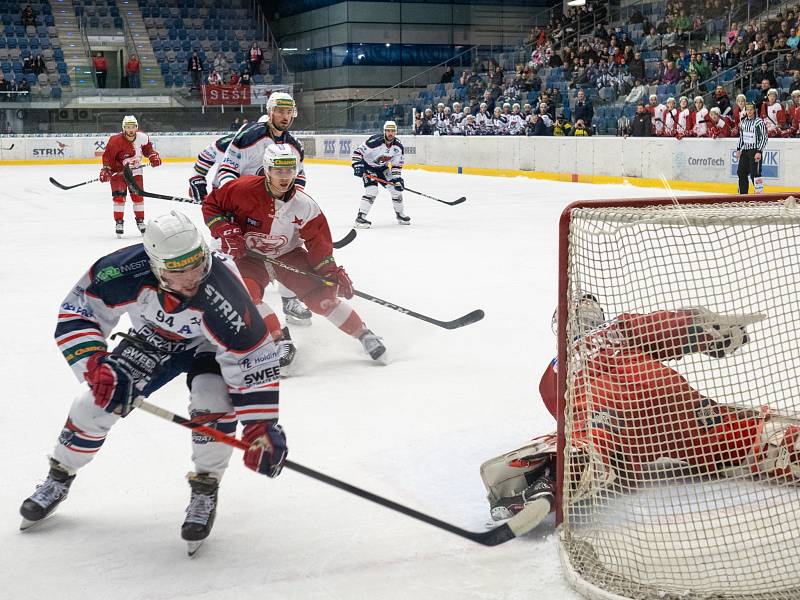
556, 193, 800, 600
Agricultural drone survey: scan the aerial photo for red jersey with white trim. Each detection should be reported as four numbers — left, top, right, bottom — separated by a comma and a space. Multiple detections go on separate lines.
202, 175, 332, 269
102, 131, 156, 176
541, 310, 763, 477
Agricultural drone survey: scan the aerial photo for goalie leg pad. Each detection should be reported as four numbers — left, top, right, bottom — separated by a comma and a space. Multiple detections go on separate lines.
480, 433, 557, 507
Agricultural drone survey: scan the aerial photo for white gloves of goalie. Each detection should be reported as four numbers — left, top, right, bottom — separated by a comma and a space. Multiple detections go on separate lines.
689, 307, 765, 358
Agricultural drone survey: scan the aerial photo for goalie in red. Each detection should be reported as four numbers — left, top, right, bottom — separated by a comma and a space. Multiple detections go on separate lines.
100, 115, 162, 238
482, 295, 797, 522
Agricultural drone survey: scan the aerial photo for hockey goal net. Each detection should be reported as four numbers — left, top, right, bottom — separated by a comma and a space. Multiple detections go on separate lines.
556, 193, 800, 600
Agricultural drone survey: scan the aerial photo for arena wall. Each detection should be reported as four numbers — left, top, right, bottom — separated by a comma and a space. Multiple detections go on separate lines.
2, 134, 798, 194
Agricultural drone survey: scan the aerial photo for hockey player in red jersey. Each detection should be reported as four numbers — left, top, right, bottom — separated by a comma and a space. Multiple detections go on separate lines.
203, 144, 387, 362
481, 296, 797, 522
100, 115, 161, 237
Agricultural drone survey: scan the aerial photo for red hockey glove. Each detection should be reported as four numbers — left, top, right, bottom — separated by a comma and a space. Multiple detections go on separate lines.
317, 259, 354, 299
148, 152, 162, 167
210, 222, 246, 259
99, 167, 112, 182
84, 352, 136, 416
242, 421, 287, 477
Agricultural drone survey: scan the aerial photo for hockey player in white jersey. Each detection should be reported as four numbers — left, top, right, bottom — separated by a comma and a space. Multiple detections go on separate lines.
351, 120, 410, 227
475, 103, 491, 133
508, 104, 525, 135
19, 212, 286, 555
216, 92, 312, 328
188, 131, 236, 203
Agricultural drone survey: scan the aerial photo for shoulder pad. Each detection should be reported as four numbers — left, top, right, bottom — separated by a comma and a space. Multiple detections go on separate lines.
215, 134, 235, 153
365, 134, 384, 148
279, 132, 305, 160
88, 245, 155, 301
233, 122, 268, 149
391, 138, 404, 151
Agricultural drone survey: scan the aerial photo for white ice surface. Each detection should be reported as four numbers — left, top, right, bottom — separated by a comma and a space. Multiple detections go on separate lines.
0, 162, 699, 600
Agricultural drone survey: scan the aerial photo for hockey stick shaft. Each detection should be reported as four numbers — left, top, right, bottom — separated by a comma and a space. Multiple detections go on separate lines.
123, 165, 201, 204
364, 174, 466, 205
248, 250, 484, 329
135, 398, 544, 545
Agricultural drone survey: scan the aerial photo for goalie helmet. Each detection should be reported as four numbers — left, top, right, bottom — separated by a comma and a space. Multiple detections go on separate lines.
551, 293, 606, 337
142, 211, 211, 295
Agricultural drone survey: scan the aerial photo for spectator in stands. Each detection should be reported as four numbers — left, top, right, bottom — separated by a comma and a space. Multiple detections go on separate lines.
230, 117, 243, 131
126, 54, 140, 89
188, 51, 204, 90
207, 70, 223, 86
713, 84, 731, 116
755, 78, 772, 114
573, 119, 591, 136
21, 4, 36, 27
229, 71, 239, 86
755, 63, 777, 89
92, 52, 107, 89
788, 27, 800, 50
248, 43, 263, 75
381, 103, 392, 121
16, 77, 30, 101
239, 69, 251, 86
0, 73, 10, 102
32, 55, 45, 76
413, 113, 431, 135
790, 71, 800, 94
628, 51, 645, 82
662, 59, 681, 84
440, 66, 454, 84
625, 79, 647, 105
22, 56, 33, 75
553, 115, 573, 136
4, 120, 12, 134
573, 89, 594, 126
213, 54, 228, 80
643, 27, 662, 51
630, 103, 652, 137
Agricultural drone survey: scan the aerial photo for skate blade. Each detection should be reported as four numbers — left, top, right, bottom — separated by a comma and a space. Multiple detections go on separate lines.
20, 516, 49, 531
116, 233, 123, 239
370, 349, 388, 365
187, 540, 204, 557
354, 222, 371, 229
396, 220, 411, 226
284, 315, 312, 327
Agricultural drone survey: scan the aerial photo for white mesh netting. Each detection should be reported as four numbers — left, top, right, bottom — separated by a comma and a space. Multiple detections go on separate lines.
558, 199, 800, 600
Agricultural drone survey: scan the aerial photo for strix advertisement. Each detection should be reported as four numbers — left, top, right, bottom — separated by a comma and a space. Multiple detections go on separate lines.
30, 138, 74, 159
730, 148, 780, 179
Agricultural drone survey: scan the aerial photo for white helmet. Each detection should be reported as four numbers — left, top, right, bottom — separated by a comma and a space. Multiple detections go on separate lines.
263, 143, 297, 179
142, 211, 211, 292
122, 115, 138, 130
383, 120, 397, 132
266, 92, 297, 117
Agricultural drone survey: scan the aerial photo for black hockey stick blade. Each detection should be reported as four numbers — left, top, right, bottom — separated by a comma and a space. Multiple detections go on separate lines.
440, 308, 485, 329
123, 166, 201, 204
1, 143, 14, 151
446, 196, 467, 206
49, 176, 100, 190
284, 459, 549, 546
332, 228, 357, 249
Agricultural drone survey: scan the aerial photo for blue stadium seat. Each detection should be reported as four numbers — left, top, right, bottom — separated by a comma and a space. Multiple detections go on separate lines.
746, 89, 760, 103
163, 73, 173, 86
51, 86, 61, 98
60, 74, 70, 86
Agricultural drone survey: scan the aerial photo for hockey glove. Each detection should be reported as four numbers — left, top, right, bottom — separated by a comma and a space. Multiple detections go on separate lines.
84, 352, 137, 417
210, 222, 246, 260
99, 167, 112, 183
148, 152, 162, 167
242, 421, 287, 477
687, 308, 765, 358
189, 176, 208, 203
352, 161, 365, 177
317, 260, 354, 299
391, 177, 404, 192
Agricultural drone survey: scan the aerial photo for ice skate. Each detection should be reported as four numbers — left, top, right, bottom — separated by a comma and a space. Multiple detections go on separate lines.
135, 218, 146, 235
281, 295, 312, 326
358, 329, 386, 361
181, 473, 219, 557
395, 212, 411, 225
278, 326, 297, 372
354, 213, 371, 229
490, 470, 554, 522
19, 459, 76, 531
115, 219, 124, 238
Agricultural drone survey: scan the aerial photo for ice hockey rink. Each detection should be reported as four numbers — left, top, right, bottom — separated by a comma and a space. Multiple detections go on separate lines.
0, 161, 701, 600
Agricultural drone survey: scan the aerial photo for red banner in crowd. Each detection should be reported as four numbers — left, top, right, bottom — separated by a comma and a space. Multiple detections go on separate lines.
202, 85, 251, 106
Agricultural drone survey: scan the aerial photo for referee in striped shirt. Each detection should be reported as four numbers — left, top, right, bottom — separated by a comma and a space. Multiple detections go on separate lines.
735, 102, 768, 194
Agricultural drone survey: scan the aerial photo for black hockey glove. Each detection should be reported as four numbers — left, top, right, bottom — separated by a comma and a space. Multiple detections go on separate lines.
189, 176, 208, 204
391, 177, 404, 192
352, 162, 365, 178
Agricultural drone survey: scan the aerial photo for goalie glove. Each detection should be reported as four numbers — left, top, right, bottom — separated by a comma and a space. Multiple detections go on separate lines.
687, 307, 765, 358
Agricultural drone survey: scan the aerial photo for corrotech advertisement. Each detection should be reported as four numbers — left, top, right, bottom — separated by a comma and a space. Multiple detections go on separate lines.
202, 85, 251, 106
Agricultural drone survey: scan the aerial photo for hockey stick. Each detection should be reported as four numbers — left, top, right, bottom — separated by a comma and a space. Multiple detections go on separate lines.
123, 166, 201, 204
0, 143, 13, 151
332, 228, 357, 249
247, 250, 484, 330
365, 174, 466, 206
50, 169, 123, 191
135, 398, 547, 546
